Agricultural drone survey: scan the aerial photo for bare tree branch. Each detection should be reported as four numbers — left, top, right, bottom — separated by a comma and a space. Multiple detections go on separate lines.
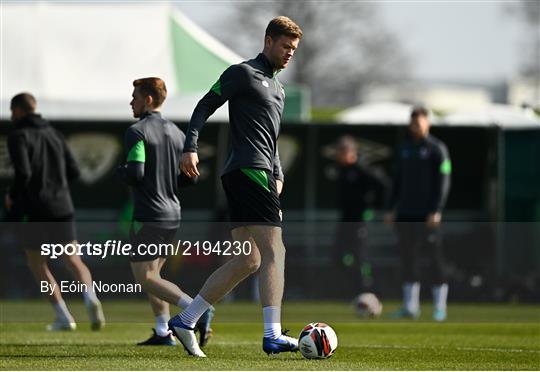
222, 1, 411, 106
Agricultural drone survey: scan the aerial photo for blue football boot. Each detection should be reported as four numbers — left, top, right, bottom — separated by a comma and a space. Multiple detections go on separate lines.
390, 308, 421, 319
433, 309, 447, 322
262, 330, 299, 355
137, 329, 176, 346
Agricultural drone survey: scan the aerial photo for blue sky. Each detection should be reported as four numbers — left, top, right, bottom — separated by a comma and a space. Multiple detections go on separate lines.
175, 1, 526, 84
378, 1, 524, 82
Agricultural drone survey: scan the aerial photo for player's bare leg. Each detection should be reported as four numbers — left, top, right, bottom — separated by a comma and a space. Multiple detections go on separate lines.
25, 249, 76, 331
130, 258, 193, 305
131, 259, 175, 345
249, 226, 284, 308
248, 225, 298, 354
25, 250, 63, 303
169, 227, 260, 357
198, 227, 261, 303
148, 292, 169, 317
62, 242, 105, 329
131, 258, 180, 345
131, 258, 211, 346
61, 242, 93, 289
134, 293, 176, 346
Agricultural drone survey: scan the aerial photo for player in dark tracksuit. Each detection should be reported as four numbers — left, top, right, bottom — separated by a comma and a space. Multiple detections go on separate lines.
6, 93, 105, 331
334, 135, 390, 294
385, 106, 451, 321
168, 17, 303, 357
186, 53, 285, 226
117, 78, 212, 347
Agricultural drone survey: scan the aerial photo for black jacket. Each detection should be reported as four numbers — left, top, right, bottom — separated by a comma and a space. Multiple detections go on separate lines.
7, 114, 79, 219
185, 53, 284, 180
389, 134, 451, 218
338, 160, 390, 222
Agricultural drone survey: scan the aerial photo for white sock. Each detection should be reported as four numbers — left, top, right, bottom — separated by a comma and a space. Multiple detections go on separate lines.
176, 292, 193, 309
432, 283, 448, 312
53, 300, 73, 321
82, 287, 99, 306
155, 314, 170, 337
403, 282, 420, 313
263, 306, 281, 339
179, 294, 211, 329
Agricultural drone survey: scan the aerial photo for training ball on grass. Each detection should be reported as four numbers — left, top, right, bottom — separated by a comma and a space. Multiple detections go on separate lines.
355, 292, 383, 318
298, 322, 338, 359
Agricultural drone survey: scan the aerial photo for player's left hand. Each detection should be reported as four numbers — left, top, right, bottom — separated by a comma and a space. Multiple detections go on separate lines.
426, 212, 441, 229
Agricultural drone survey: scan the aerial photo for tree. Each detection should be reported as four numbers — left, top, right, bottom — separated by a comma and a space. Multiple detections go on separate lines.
222, 1, 410, 106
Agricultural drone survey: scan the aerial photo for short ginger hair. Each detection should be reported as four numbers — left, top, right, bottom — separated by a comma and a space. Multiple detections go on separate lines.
133, 77, 167, 108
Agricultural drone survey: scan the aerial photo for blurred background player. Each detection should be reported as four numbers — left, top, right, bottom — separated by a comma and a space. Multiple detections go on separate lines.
384, 106, 452, 321
334, 135, 389, 296
6, 93, 105, 331
169, 16, 303, 357
117, 78, 213, 347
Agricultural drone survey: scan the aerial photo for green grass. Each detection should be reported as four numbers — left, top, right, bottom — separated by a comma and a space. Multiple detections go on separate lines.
1, 300, 539, 370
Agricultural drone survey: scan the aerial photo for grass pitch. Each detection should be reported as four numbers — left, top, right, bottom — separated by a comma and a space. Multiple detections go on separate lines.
1, 300, 539, 370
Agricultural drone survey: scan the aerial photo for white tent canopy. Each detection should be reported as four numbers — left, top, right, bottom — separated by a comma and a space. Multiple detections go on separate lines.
19, 96, 215, 122
338, 102, 439, 125
338, 102, 539, 128
338, 102, 413, 125
0, 3, 233, 121
441, 104, 540, 128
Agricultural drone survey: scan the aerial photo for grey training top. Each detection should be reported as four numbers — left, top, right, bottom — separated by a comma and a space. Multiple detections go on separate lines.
184, 53, 284, 181
124, 111, 184, 227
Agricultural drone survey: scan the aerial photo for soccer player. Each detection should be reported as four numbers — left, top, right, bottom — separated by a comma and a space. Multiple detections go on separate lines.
117, 78, 213, 346
384, 106, 451, 321
6, 93, 105, 331
168, 17, 303, 357
334, 135, 389, 294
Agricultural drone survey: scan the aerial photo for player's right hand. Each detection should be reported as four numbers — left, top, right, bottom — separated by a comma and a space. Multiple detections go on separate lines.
181, 152, 200, 178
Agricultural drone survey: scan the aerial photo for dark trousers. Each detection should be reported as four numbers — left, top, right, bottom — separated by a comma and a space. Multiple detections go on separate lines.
334, 222, 372, 294
395, 217, 447, 285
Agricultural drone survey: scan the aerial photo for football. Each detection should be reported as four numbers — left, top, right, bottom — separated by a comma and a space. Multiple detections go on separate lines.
355, 292, 383, 318
298, 322, 338, 359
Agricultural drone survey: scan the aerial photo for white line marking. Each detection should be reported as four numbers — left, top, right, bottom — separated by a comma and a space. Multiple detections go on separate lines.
201, 341, 540, 354
362, 344, 540, 354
